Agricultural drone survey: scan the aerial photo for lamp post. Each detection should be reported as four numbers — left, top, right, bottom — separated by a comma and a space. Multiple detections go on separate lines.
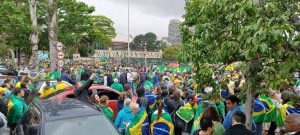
127, 0, 130, 64
143, 42, 147, 66
144, 47, 147, 66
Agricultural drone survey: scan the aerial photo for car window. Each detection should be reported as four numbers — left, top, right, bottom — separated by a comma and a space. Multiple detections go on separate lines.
88, 89, 119, 100
45, 115, 119, 135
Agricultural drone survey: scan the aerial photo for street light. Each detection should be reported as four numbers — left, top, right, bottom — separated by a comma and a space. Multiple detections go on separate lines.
127, 0, 130, 64
143, 42, 147, 66
144, 47, 147, 66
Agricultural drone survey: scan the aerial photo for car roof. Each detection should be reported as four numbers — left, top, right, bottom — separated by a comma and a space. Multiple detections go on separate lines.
33, 79, 65, 82
89, 85, 120, 93
34, 98, 102, 121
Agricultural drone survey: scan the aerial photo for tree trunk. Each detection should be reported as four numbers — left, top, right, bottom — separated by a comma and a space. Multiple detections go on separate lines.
245, 81, 253, 130
29, 0, 39, 70
48, 0, 58, 70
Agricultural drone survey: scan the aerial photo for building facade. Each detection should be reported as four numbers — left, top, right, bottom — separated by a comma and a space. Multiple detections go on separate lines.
168, 19, 182, 45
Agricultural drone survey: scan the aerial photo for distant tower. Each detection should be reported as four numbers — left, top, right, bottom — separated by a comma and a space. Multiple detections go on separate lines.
168, 19, 182, 45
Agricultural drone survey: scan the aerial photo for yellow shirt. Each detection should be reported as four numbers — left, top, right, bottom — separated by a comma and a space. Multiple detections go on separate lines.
41, 87, 55, 98
15, 82, 21, 88
55, 82, 68, 91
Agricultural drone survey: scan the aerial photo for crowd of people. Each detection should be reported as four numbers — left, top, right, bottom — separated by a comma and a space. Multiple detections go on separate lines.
0, 64, 299, 135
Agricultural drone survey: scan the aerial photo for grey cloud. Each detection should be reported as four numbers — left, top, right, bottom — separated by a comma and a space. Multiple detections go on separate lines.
103, 0, 185, 18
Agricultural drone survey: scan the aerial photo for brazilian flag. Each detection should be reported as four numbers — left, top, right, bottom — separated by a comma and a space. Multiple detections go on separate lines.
253, 98, 266, 123
259, 95, 276, 122
176, 103, 196, 127
151, 111, 174, 135
276, 101, 293, 127
287, 107, 300, 114
277, 106, 300, 127
7, 95, 30, 124
191, 104, 205, 133
126, 107, 150, 135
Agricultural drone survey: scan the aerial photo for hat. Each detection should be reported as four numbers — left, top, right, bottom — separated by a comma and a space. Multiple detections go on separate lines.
0, 87, 5, 93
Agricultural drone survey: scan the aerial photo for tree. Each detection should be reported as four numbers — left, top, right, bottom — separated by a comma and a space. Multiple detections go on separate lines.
57, 0, 116, 57
28, 0, 39, 69
144, 32, 160, 51
162, 45, 182, 62
130, 34, 145, 51
0, 0, 32, 63
130, 32, 160, 51
182, 0, 299, 129
48, 0, 59, 70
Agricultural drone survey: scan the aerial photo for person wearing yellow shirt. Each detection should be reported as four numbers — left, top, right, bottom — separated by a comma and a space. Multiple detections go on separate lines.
55, 79, 69, 92
40, 81, 55, 99
15, 76, 25, 88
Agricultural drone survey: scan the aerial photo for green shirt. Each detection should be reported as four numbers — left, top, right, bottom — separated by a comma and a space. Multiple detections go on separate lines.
101, 106, 114, 121
212, 121, 225, 135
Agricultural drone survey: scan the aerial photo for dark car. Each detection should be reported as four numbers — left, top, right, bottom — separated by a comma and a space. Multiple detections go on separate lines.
49, 85, 121, 118
14, 98, 119, 135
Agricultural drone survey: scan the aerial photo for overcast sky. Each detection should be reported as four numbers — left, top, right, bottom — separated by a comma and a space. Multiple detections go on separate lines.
78, 0, 185, 40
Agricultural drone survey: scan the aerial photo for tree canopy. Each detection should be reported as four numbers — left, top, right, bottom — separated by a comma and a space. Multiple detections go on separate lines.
182, 0, 300, 129
130, 32, 160, 51
162, 45, 182, 62
0, 0, 116, 60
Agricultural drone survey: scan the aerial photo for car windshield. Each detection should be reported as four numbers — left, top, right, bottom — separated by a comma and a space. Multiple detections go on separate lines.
45, 115, 119, 135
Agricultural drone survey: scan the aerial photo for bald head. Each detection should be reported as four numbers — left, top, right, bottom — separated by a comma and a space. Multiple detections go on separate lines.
285, 114, 300, 132
124, 98, 131, 106
129, 102, 139, 114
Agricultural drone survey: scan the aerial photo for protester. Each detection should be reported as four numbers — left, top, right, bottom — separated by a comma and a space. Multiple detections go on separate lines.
74, 73, 96, 101
126, 102, 149, 135
174, 95, 197, 134
224, 111, 253, 135
120, 69, 128, 87
223, 95, 243, 129
201, 106, 225, 135
0, 87, 7, 115
40, 80, 55, 99
283, 114, 300, 134
111, 78, 124, 92
0, 110, 7, 135
136, 87, 148, 108
60, 68, 74, 85
1, 84, 11, 105
7, 88, 29, 133
4, 79, 13, 89
114, 98, 134, 134
15, 76, 25, 88
150, 100, 174, 135
194, 117, 214, 135
253, 94, 266, 135
92, 95, 114, 121
105, 70, 112, 86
